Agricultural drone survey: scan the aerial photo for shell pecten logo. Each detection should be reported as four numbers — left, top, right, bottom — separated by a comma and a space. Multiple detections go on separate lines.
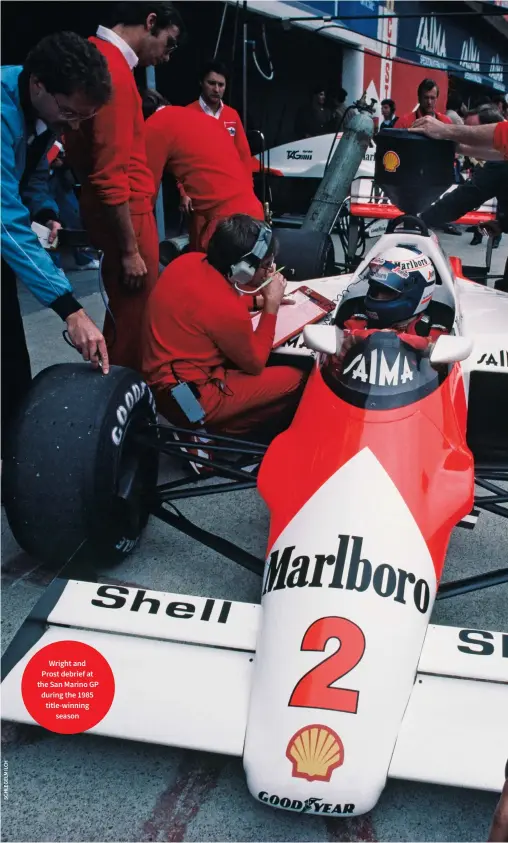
286, 724, 344, 782
383, 150, 400, 173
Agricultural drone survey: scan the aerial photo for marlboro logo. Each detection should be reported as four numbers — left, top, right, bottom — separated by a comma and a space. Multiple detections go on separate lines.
262, 535, 431, 614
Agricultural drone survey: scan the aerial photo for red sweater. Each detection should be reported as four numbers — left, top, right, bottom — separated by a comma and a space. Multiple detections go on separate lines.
186, 99, 253, 175
396, 108, 452, 130
145, 106, 262, 216
494, 121, 508, 159
64, 38, 154, 214
142, 252, 276, 391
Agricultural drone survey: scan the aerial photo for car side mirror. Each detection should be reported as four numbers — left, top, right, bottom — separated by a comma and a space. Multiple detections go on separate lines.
303, 325, 342, 355
430, 335, 473, 366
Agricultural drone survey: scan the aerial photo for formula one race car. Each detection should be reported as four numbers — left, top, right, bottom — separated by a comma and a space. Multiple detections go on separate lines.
2, 131, 507, 818
255, 126, 499, 275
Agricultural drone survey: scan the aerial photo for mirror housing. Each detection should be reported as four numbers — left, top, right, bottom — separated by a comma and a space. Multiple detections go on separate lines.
430, 335, 473, 366
303, 325, 342, 355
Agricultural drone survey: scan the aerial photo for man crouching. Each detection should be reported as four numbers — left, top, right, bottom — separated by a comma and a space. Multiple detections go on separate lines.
141, 214, 306, 449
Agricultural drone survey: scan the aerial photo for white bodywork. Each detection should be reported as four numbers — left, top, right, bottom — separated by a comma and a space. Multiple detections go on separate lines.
258, 132, 375, 180
275, 228, 508, 371
2, 579, 507, 800
259, 132, 497, 219
2, 229, 507, 816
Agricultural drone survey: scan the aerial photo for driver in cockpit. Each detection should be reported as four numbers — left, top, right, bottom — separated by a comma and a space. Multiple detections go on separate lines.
344, 246, 448, 351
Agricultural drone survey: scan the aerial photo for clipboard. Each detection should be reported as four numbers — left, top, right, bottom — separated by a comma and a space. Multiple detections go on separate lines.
251, 286, 336, 349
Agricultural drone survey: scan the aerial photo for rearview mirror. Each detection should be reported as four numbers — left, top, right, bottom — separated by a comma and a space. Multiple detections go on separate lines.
303, 325, 342, 355
430, 335, 473, 366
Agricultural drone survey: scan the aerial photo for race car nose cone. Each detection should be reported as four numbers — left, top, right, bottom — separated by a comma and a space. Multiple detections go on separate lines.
374, 129, 455, 215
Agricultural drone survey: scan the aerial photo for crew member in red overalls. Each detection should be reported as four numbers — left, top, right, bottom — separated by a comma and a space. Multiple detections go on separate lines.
178, 59, 258, 220
186, 60, 252, 175
143, 90, 264, 252
142, 215, 306, 449
395, 78, 452, 130
64, 2, 183, 371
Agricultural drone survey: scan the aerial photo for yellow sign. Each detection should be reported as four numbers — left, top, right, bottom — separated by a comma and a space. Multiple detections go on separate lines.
286, 724, 344, 782
383, 150, 400, 173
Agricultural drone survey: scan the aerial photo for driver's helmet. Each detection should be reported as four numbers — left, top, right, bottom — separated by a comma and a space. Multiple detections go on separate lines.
364, 246, 436, 328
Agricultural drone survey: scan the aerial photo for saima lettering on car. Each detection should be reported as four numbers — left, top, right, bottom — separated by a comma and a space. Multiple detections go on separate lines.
111, 382, 156, 447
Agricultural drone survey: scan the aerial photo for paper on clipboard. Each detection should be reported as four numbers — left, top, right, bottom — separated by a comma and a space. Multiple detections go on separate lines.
250, 286, 335, 349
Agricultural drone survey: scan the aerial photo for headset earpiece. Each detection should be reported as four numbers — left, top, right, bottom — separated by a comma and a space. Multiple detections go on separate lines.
229, 223, 272, 285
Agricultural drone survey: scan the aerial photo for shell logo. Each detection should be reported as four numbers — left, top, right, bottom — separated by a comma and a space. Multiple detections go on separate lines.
383, 150, 400, 173
286, 724, 344, 782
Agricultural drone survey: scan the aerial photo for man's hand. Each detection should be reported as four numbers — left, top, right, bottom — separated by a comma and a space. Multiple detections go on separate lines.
120, 250, 147, 291
488, 776, 508, 842
479, 220, 502, 238
261, 271, 287, 313
65, 309, 110, 374
409, 116, 450, 140
179, 194, 193, 215
47, 220, 62, 246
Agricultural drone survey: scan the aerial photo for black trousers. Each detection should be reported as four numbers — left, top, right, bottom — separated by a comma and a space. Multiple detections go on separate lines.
1, 258, 32, 454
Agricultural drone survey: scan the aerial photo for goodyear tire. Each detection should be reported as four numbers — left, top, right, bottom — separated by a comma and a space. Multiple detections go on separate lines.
272, 227, 336, 281
3, 364, 159, 569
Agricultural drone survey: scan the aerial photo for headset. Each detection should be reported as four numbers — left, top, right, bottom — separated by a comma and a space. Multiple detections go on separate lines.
229, 222, 274, 293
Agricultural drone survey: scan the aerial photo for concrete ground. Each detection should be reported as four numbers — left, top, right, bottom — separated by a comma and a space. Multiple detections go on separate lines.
2, 231, 507, 843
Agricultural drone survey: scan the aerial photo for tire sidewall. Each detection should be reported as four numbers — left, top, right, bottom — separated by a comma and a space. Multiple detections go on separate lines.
85, 374, 158, 558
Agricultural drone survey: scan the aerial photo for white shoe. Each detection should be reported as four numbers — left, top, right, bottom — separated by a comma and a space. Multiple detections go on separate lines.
172, 431, 214, 476
74, 258, 100, 271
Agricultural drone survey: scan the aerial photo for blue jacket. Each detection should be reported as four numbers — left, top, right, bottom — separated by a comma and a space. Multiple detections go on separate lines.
1, 65, 80, 316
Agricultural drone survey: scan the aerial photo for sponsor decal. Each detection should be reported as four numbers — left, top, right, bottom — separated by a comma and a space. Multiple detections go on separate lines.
458, 629, 508, 657
111, 382, 156, 447
416, 16, 447, 57
258, 791, 355, 814
286, 724, 344, 782
91, 585, 232, 624
476, 350, 508, 368
398, 257, 431, 270
287, 150, 313, 160
224, 121, 236, 137
460, 37, 481, 73
262, 535, 431, 614
343, 348, 415, 386
489, 54, 504, 84
114, 536, 140, 554
382, 151, 400, 173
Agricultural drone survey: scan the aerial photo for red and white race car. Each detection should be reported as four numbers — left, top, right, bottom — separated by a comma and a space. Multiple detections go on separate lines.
2, 137, 507, 819
256, 130, 498, 269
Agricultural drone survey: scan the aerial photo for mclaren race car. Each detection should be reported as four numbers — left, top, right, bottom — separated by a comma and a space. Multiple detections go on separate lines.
255, 126, 498, 274
2, 131, 507, 819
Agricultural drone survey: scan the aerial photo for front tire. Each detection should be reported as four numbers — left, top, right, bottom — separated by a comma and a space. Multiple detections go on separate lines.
3, 364, 159, 568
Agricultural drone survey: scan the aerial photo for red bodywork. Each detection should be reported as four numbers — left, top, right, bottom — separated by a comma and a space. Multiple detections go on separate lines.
350, 201, 495, 228
258, 361, 474, 584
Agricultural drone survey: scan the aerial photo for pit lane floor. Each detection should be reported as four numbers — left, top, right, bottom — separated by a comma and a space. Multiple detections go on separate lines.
2, 234, 507, 843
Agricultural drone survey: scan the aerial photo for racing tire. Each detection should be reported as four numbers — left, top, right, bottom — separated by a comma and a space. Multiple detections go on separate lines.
272, 227, 336, 281
3, 364, 159, 569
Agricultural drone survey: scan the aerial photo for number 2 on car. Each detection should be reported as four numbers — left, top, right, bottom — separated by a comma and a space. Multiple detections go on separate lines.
288, 617, 366, 714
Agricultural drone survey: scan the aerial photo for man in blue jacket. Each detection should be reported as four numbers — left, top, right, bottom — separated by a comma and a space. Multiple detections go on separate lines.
2, 32, 112, 450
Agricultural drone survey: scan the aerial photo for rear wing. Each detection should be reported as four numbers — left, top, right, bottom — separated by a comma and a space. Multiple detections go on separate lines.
2, 580, 507, 791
